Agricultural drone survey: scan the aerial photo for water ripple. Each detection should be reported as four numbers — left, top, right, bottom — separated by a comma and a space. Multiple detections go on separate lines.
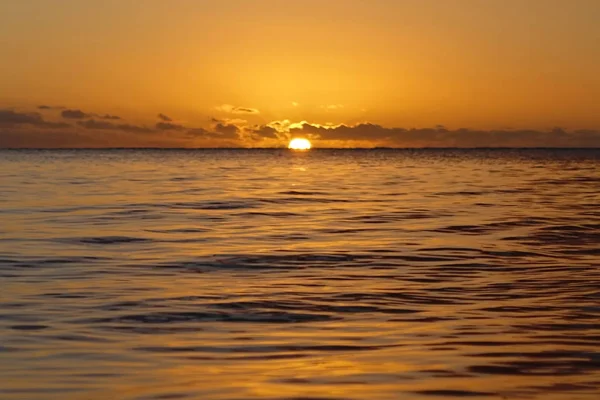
1, 149, 599, 399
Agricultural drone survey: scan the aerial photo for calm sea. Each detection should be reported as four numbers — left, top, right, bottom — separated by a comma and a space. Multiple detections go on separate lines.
1, 149, 599, 399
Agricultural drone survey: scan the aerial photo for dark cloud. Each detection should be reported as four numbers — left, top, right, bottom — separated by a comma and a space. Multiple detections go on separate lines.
287, 122, 600, 147
0, 128, 194, 148
290, 123, 392, 141
187, 127, 210, 137
77, 120, 116, 130
156, 122, 185, 131
0, 130, 93, 148
40, 106, 119, 120
77, 119, 153, 134
235, 107, 259, 114
0, 109, 71, 129
214, 123, 240, 139
186, 124, 240, 140
99, 114, 121, 120
37, 121, 72, 129
5, 105, 600, 148
251, 125, 279, 140
118, 123, 154, 134
216, 104, 260, 115
0, 110, 44, 126
61, 109, 91, 119
38, 105, 65, 110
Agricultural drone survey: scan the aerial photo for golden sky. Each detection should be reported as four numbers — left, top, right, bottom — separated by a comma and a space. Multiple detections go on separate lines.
1, 0, 599, 147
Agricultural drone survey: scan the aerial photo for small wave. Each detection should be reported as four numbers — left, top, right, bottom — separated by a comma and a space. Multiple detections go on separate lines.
504, 224, 600, 247
413, 390, 497, 397
261, 197, 351, 204
135, 343, 395, 354
87, 310, 338, 325
73, 236, 152, 245
166, 200, 258, 210
2, 148, 599, 400
278, 190, 331, 196
145, 228, 210, 234
10, 325, 48, 331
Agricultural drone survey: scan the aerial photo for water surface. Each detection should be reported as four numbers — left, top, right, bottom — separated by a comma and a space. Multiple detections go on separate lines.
1, 149, 599, 399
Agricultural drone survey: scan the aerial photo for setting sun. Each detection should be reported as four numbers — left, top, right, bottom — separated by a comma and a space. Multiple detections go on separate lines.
288, 138, 312, 150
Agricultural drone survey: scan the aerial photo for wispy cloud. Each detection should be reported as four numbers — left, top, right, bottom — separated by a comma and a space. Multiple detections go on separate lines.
38, 105, 66, 110
215, 104, 260, 115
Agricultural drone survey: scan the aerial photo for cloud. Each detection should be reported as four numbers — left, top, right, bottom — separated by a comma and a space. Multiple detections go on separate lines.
61, 109, 120, 120
99, 114, 121, 120
186, 126, 240, 143
285, 122, 600, 147
290, 122, 388, 141
37, 121, 72, 129
187, 127, 210, 137
118, 123, 155, 134
213, 123, 240, 139
0, 109, 71, 129
0, 110, 44, 126
0, 108, 244, 147
4, 105, 600, 148
61, 109, 91, 119
251, 125, 280, 140
76, 120, 116, 130
158, 113, 172, 122
76, 116, 239, 140
38, 105, 66, 110
0, 130, 93, 148
77, 119, 153, 134
156, 122, 185, 131
212, 117, 248, 126
215, 104, 260, 115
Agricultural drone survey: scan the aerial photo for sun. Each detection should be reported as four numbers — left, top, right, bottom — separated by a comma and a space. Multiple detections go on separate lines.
288, 138, 312, 150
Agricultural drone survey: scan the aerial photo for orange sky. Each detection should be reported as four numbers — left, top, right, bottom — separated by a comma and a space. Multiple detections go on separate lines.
1, 0, 599, 148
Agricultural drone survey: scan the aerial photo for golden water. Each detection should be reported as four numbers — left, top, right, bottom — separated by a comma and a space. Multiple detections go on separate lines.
1, 149, 599, 399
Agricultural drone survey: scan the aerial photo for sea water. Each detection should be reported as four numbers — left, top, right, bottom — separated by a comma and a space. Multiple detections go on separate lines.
0, 149, 599, 399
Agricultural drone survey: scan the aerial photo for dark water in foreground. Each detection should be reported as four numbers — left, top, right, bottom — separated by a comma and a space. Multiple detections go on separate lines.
0, 149, 599, 399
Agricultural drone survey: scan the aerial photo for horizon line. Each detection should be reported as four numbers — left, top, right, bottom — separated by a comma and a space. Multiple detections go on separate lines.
1, 147, 599, 151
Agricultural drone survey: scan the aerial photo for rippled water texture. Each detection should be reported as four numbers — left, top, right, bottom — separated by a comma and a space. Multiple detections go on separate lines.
1, 149, 599, 399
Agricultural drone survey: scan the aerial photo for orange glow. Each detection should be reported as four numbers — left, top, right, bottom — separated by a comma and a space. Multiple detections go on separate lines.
1, 1, 599, 148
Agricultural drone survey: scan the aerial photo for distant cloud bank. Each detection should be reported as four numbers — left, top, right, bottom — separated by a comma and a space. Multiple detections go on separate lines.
61, 109, 121, 120
1, 107, 599, 148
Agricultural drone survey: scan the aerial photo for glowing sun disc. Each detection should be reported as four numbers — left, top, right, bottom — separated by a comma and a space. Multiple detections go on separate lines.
288, 138, 312, 150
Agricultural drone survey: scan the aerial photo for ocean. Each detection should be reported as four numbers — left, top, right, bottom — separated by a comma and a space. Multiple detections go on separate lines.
0, 148, 599, 399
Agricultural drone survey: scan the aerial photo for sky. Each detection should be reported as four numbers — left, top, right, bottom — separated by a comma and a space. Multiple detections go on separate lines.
1, 0, 599, 148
